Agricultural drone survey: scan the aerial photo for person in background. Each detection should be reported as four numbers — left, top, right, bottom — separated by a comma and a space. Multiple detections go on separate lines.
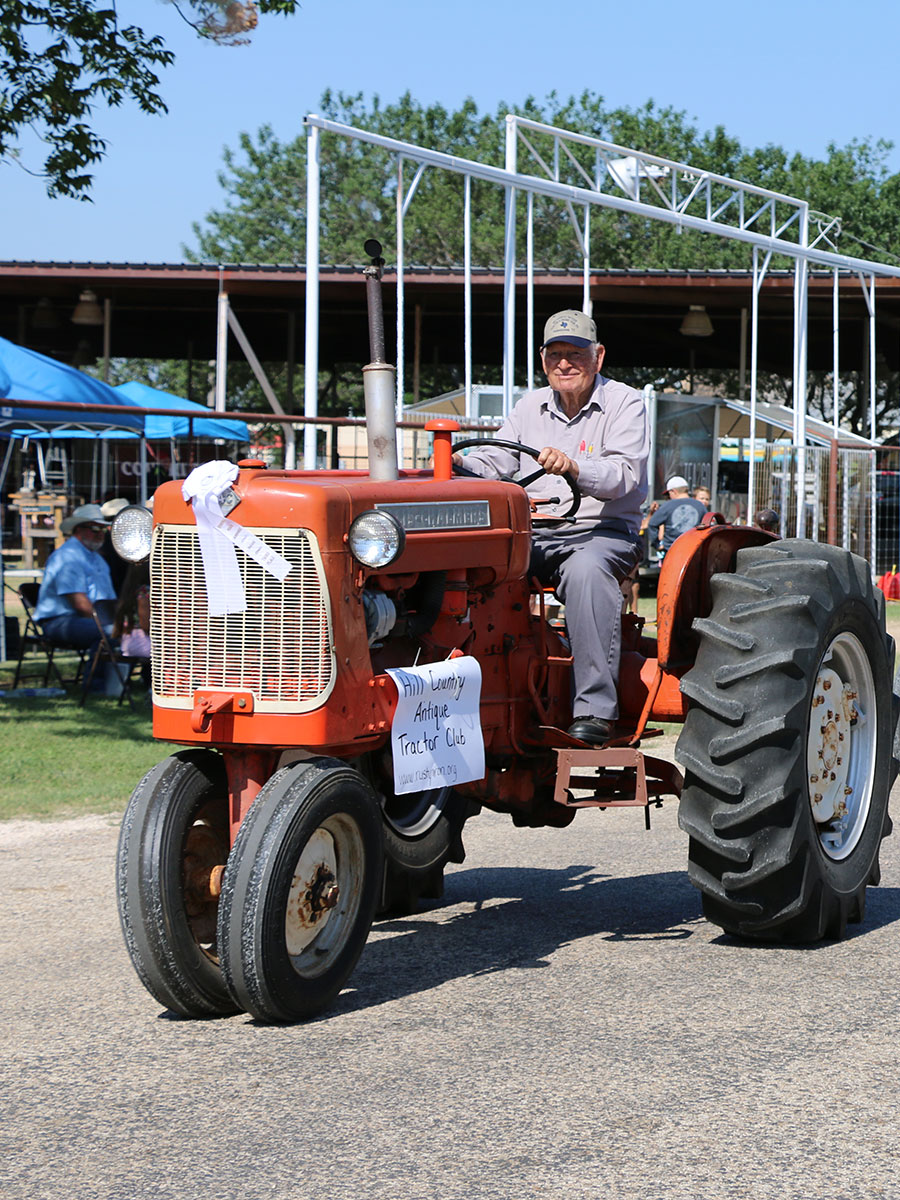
694, 485, 711, 509
99, 497, 131, 594
114, 562, 152, 688
754, 507, 781, 535
114, 563, 151, 658
621, 561, 640, 614
33, 504, 116, 652
643, 476, 707, 558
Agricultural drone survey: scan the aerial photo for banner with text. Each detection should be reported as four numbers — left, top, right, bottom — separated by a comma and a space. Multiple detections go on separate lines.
386, 657, 485, 795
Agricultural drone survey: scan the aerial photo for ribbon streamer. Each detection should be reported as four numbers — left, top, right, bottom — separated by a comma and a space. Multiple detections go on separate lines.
182, 461, 291, 616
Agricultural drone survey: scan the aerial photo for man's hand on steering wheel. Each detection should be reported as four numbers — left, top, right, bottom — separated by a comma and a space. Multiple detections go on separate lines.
535, 446, 579, 480
449, 437, 581, 521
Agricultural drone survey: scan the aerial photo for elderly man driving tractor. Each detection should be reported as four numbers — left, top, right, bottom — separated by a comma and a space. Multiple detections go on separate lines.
453, 309, 649, 746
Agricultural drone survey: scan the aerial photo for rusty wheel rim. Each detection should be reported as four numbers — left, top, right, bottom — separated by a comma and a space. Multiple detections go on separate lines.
283, 814, 366, 978
182, 799, 229, 961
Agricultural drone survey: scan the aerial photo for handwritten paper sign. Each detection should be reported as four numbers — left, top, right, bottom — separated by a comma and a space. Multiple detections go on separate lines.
386, 657, 485, 795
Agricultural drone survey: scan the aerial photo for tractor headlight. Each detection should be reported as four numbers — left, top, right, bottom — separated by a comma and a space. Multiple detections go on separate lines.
111, 505, 153, 563
348, 510, 405, 568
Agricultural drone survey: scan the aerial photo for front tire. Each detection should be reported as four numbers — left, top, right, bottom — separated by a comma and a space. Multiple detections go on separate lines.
676, 540, 894, 942
217, 758, 383, 1023
116, 750, 238, 1016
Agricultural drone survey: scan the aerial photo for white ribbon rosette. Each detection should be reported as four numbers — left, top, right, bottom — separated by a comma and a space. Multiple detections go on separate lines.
182, 461, 291, 616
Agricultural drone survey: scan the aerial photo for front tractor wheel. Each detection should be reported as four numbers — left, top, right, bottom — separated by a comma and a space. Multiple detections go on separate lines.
217, 759, 384, 1023
116, 750, 238, 1016
676, 539, 895, 942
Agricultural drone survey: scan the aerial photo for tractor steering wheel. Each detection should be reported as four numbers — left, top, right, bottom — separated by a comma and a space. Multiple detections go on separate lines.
451, 438, 582, 521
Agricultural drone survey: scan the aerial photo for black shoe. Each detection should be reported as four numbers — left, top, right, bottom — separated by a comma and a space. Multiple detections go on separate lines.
567, 716, 613, 746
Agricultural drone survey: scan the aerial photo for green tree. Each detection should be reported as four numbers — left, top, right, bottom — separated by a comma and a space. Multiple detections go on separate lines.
0, 1, 300, 198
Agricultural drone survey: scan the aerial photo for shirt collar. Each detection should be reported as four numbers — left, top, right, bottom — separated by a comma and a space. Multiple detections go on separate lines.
541, 374, 605, 418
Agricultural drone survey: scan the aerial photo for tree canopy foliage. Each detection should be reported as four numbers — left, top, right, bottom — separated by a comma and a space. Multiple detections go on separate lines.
0, 1, 300, 197
189, 89, 900, 273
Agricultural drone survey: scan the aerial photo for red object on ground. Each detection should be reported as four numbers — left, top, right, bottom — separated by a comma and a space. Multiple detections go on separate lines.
877, 566, 900, 598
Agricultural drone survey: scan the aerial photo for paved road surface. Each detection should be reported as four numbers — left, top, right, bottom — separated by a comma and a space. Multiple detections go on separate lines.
2, 747, 899, 1199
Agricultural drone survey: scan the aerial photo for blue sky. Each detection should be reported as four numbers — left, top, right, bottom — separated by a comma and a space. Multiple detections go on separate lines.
2, 0, 897, 264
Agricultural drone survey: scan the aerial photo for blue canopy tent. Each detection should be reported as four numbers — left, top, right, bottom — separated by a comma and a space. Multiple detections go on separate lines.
0, 340, 250, 661
113, 381, 249, 443
0, 337, 145, 439
0, 339, 250, 498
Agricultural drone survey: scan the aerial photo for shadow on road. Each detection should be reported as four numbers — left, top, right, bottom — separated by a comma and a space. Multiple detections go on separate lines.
324, 864, 702, 1019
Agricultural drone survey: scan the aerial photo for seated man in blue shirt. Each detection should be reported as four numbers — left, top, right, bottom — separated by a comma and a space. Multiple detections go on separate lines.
34, 504, 117, 651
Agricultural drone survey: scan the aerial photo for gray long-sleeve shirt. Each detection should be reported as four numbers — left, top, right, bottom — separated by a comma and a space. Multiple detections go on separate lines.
459, 375, 649, 535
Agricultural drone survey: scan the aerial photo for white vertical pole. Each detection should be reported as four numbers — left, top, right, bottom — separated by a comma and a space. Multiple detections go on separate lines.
396, 157, 406, 433
748, 248, 760, 524
503, 116, 517, 417
582, 204, 591, 315
868, 274, 876, 443
645, 385, 657, 498
304, 120, 321, 469
215, 286, 228, 413
868, 273, 877, 572
464, 174, 473, 415
526, 191, 534, 392
738, 307, 747, 400
833, 269, 840, 439
794, 205, 810, 538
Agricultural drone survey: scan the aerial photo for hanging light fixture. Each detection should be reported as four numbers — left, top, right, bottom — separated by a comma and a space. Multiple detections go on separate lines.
32, 297, 59, 329
679, 305, 714, 337
71, 288, 104, 325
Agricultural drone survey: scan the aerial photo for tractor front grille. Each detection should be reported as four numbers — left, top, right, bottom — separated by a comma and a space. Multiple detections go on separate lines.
150, 525, 335, 712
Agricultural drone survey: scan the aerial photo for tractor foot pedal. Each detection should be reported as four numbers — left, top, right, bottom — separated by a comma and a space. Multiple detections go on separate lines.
553, 746, 683, 825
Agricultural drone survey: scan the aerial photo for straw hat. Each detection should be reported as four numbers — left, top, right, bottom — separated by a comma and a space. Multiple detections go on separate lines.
61, 504, 110, 536
100, 497, 130, 519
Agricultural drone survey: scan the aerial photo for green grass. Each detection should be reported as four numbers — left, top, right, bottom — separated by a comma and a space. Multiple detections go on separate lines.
0, 693, 177, 820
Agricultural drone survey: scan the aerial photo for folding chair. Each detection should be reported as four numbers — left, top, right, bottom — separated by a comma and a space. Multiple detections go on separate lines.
10, 582, 88, 689
78, 610, 147, 709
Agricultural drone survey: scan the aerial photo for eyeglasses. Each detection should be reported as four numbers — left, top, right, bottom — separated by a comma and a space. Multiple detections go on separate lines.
542, 347, 595, 366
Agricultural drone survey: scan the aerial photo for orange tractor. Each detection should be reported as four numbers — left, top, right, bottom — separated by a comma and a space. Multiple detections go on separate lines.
114, 250, 897, 1024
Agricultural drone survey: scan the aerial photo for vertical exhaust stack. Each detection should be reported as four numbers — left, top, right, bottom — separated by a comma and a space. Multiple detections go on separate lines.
362, 238, 399, 481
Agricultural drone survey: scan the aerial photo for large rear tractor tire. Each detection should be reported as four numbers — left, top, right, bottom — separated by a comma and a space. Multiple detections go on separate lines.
217, 759, 383, 1023
116, 750, 239, 1016
676, 539, 896, 942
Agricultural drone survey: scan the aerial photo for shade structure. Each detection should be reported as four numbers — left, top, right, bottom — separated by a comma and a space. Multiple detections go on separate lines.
0, 338, 251, 443
0, 336, 144, 437
113, 381, 249, 442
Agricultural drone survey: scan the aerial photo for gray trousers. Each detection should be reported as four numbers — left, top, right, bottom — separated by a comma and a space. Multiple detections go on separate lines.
530, 525, 642, 721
